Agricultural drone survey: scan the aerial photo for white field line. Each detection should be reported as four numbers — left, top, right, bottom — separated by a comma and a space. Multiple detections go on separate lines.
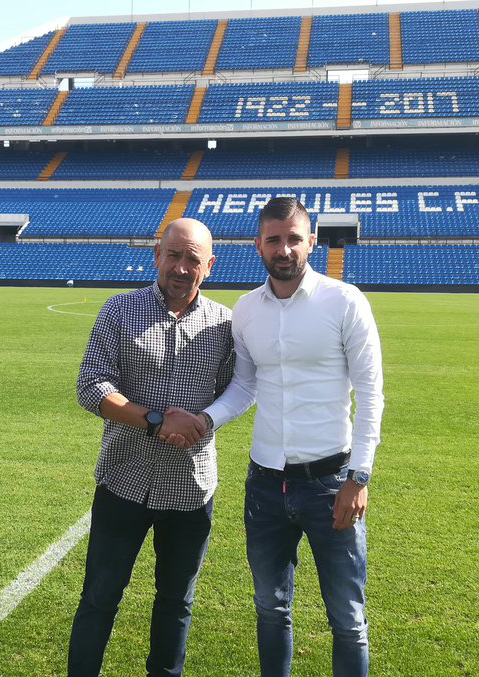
0, 300, 98, 621
47, 301, 97, 317
0, 513, 91, 622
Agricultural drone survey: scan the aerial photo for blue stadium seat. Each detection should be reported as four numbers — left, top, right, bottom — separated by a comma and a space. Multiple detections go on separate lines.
216, 17, 301, 71
199, 81, 339, 123
196, 145, 336, 179
42, 23, 136, 74
0, 242, 156, 281
309, 13, 389, 67
0, 188, 174, 238
183, 186, 479, 239
352, 76, 479, 120
0, 32, 55, 76
402, 10, 479, 65
0, 241, 328, 284
0, 89, 57, 126
129, 20, 217, 73
56, 85, 195, 125
349, 138, 479, 177
0, 149, 54, 179
53, 149, 190, 180
343, 244, 479, 284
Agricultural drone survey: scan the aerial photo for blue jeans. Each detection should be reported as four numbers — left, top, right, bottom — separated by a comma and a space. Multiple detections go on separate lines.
68, 485, 213, 677
244, 463, 368, 677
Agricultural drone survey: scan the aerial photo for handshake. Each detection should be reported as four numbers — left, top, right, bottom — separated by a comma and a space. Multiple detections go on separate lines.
157, 407, 210, 448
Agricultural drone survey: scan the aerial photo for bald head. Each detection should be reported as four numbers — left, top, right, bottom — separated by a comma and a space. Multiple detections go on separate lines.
154, 217, 215, 312
161, 218, 213, 256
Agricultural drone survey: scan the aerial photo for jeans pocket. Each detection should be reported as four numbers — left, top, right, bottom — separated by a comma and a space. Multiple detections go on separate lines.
314, 471, 346, 492
246, 462, 261, 481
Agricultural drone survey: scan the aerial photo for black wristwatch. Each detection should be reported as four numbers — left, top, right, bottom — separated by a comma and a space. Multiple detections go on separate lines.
144, 410, 164, 437
347, 469, 371, 486
199, 411, 214, 431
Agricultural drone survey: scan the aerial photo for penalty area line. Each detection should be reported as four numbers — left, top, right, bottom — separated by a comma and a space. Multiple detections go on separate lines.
0, 512, 91, 622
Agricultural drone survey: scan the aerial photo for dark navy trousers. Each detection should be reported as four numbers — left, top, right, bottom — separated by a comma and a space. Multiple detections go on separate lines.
68, 485, 212, 677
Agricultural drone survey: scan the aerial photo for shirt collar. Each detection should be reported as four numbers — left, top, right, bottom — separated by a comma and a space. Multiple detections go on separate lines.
261, 264, 318, 302
152, 280, 203, 313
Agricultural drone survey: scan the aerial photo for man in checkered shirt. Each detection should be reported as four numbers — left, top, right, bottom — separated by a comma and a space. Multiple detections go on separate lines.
68, 219, 236, 677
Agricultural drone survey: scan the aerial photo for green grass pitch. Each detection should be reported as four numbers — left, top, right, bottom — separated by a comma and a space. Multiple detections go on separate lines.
0, 286, 478, 676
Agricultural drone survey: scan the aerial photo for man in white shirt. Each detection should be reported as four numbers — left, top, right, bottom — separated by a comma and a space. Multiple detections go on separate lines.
168, 197, 384, 676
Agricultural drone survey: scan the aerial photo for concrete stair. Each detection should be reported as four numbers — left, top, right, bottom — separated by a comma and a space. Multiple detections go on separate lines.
113, 22, 148, 79
155, 192, 192, 238
294, 17, 313, 73
326, 248, 345, 281
28, 27, 67, 80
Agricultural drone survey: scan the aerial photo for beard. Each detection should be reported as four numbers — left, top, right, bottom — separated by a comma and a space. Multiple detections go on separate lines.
165, 273, 194, 299
261, 254, 307, 281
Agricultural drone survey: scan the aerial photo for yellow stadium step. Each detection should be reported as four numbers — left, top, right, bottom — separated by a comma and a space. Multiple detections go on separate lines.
294, 17, 313, 73
182, 150, 204, 180
337, 83, 352, 130
389, 13, 403, 70
326, 248, 345, 281
185, 86, 207, 125
203, 19, 228, 76
113, 22, 148, 79
335, 147, 350, 179
28, 27, 67, 80
42, 90, 70, 126
156, 192, 192, 238
37, 151, 68, 181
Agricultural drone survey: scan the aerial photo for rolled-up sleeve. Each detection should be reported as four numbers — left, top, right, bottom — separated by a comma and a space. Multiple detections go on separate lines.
342, 288, 384, 473
77, 297, 122, 417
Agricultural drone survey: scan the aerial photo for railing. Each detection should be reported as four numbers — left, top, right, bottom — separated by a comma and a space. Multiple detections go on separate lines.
371, 65, 386, 80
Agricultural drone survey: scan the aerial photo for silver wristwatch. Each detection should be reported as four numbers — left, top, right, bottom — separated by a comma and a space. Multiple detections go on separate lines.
347, 469, 371, 486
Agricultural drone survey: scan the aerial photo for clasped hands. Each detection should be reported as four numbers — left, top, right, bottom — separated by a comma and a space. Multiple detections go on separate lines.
157, 407, 207, 448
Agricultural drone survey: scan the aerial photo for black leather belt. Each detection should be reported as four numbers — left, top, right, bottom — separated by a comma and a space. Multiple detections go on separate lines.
250, 451, 350, 480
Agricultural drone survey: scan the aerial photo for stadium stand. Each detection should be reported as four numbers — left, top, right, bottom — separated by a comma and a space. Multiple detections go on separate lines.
183, 186, 479, 239
344, 244, 479, 285
55, 85, 195, 125
0, 242, 154, 282
0, 241, 328, 285
199, 81, 339, 123
352, 77, 479, 120
0, 32, 55, 76
128, 20, 218, 73
0, 189, 174, 238
0, 5, 478, 290
401, 10, 479, 64
349, 138, 479, 178
216, 17, 301, 70
4, 136, 479, 181
52, 149, 190, 180
0, 89, 57, 126
0, 149, 56, 180
308, 13, 389, 67
196, 145, 337, 179
42, 23, 137, 74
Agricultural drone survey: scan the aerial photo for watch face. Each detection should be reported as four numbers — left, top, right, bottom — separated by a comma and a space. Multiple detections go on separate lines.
147, 411, 163, 426
355, 471, 370, 485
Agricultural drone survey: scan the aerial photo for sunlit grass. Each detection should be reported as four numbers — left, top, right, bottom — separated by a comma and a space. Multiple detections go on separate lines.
0, 287, 478, 676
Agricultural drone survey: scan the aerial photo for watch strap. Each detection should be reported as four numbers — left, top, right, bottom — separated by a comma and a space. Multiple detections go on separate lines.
199, 411, 214, 431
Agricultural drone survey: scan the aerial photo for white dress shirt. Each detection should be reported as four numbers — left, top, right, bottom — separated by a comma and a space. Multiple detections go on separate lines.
205, 265, 384, 474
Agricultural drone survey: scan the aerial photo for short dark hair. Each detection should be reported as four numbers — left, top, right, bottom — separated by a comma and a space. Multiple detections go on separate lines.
258, 197, 310, 233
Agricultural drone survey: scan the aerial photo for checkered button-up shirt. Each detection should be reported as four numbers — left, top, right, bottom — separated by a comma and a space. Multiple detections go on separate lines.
77, 281, 235, 510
